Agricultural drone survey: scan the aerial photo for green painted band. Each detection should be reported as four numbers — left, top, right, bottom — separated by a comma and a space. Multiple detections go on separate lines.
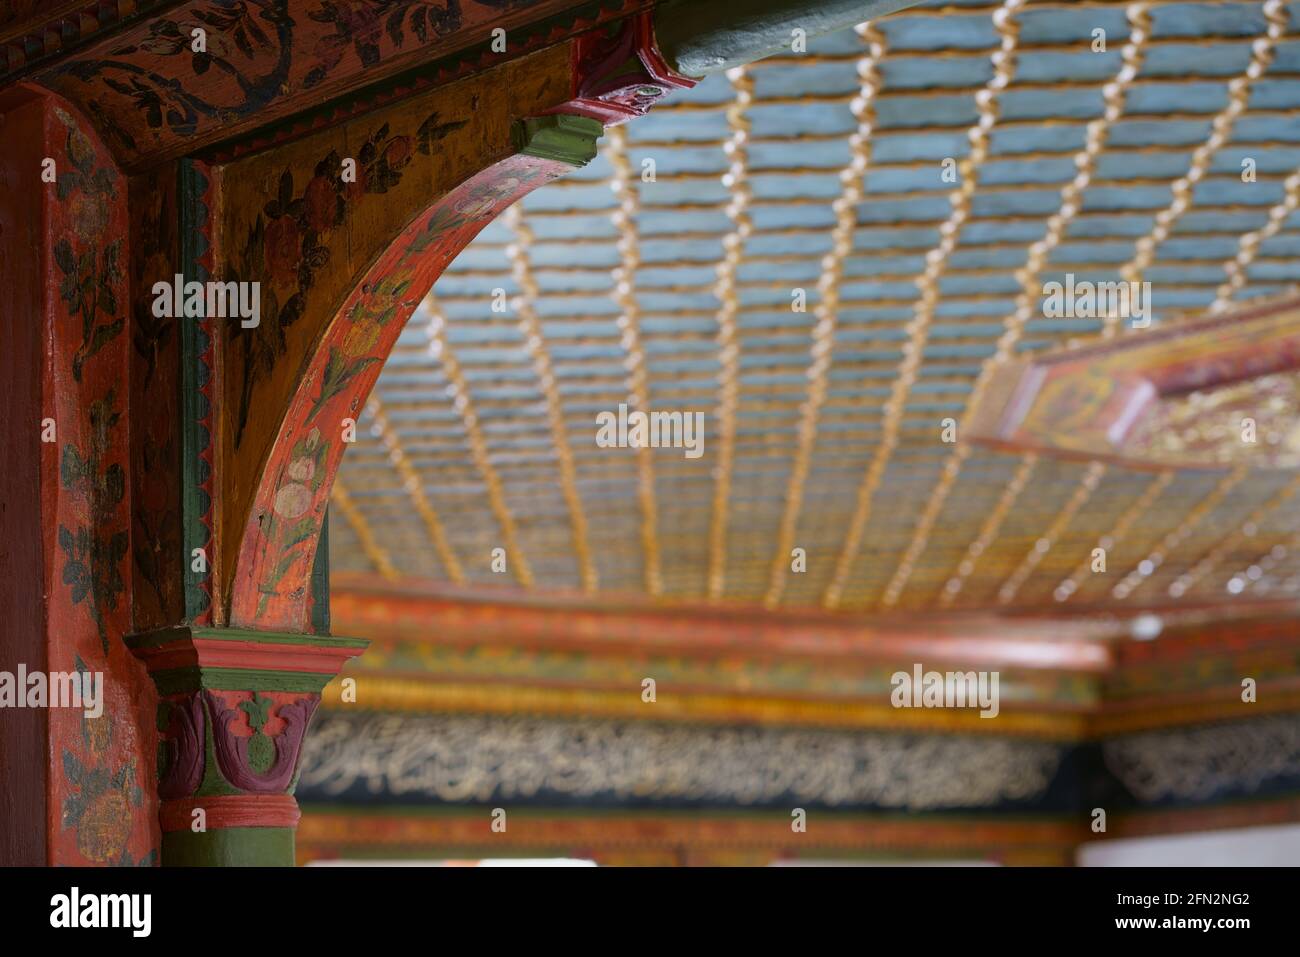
179, 158, 213, 622
162, 827, 295, 867
514, 114, 603, 167
150, 667, 336, 696
126, 625, 368, 652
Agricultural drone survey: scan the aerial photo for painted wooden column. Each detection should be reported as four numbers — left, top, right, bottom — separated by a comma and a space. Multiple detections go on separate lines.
206, 16, 688, 638
123, 14, 673, 865
0, 86, 160, 866
125, 627, 366, 865
2, 0, 929, 867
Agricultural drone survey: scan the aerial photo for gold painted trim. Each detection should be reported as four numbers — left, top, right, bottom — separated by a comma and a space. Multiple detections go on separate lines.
321, 674, 1086, 737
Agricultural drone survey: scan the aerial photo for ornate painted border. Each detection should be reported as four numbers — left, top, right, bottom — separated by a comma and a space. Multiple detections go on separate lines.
198, 0, 650, 167
179, 158, 216, 623
296, 806, 1084, 862
0, 0, 174, 81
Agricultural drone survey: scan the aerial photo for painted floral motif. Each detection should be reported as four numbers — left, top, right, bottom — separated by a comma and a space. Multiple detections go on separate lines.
258, 428, 329, 613
63, 0, 293, 151
305, 0, 465, 88
62, 657, 153, 866
52, 107, 125, 383
231, 109, 465, 446
55, 0, 498, 154
58, 393, 129, 654
409, 168, 541, 254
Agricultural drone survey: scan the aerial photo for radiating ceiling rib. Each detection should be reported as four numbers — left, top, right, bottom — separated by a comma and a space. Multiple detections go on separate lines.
606, 124, 663, 596
363, 395, 464, 583
1167, 472, 1300, 596
705, 65, 753, 601
504, 204, 598, 593
1214, 166, 1300, 309
424, 293, 535, 587
991, 4, 1289, 606
823, 0, 1027, 611
1052, 469, 1174, 604
996, 461, 1109, 605
330, 476, 400, 580
1111, 465, 1251, 599
1222, 531, 1300, 597
939, 452, 1039, 607
1114, 0, 1289, 335
882, 2, 1153, 610
764, 21, 886, 609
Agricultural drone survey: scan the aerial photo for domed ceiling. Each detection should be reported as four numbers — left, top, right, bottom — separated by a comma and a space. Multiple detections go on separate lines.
330, 0, 1300, 618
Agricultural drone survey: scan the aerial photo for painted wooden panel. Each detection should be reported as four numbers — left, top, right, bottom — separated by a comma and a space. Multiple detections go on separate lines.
210, 43, 577, 628
30, 0, 621, 169
967, 297, 1300, 470
0, 89, 162, 865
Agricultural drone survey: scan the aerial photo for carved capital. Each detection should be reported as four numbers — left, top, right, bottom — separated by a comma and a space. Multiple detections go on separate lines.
126, 626, 366, 865
547, 11, 696, 126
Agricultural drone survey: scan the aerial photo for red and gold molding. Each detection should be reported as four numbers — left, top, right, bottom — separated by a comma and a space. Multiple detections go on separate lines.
1108, 795, 1300, 841
966, 293, 1300, 471
320, 674, 1090, 738
327, 579, 1300, 738
128, 626, 367, 680
296, 807, 1086, 864
159, 794, 302, 833
331, 573, 1117, 669
297, 797, 1300, 864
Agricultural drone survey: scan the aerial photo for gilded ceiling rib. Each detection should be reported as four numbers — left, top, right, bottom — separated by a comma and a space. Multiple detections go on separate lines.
999, 2, 1286, 607
1112, 465, 1251, 600
939, 453, 1039, 607
765, 22, 886, 609
425, 294, 534, 588
706, 65, 754, 601
823, 0, 1027, 611
1112, 0, 1288, 335
1168, 473, 1300, 597
996, 462, 1109, 606
364, 396, 464, 585
504, 204, 599, 593
330, 477, 400, 581
1213, 167, 1300, 309
1052, 470, 1175, 604
606, 125, 662, 596
1221, 531, 1300, 597
885, 3, 1153, 610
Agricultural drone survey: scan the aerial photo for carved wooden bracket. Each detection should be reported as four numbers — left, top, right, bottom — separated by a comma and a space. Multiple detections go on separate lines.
542, 10, 696, 126
965, 296, 1300, 471
126, 626, 366, 865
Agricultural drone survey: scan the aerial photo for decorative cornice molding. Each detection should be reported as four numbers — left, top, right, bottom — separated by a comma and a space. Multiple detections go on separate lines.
318, 674, 1091, 737
0, 0, 175, 82
297, 806, 1083, 859
196, 0, 648, 168
127, 626, 368, 692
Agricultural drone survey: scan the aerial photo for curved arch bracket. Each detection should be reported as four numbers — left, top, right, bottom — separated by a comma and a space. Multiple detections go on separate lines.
229, 113, 601, 632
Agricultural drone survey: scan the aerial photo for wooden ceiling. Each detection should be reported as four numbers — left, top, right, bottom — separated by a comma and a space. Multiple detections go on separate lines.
328, 0, 1300, 619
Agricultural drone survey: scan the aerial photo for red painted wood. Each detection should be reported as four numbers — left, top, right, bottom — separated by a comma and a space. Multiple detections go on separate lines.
159, 793, 301, 832
329, 576, 1116, 672
0, 88, 49, 866
229, 152, 578, 633
132, 637, 363, 674
3, 87, 161, 866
